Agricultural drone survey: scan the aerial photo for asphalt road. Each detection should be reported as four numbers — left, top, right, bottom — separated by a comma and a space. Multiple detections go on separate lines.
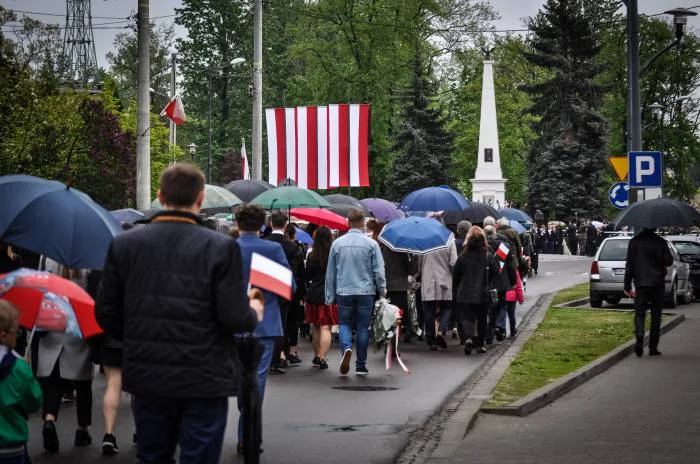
25, 255, 591, 464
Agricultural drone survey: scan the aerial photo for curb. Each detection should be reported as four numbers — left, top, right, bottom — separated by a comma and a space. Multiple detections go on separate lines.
481, 311, 686, 417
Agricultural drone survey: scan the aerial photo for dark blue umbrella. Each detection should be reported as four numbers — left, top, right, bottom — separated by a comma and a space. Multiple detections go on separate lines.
0, 175, 122, 270
399, 186, 469, 213
499, 208, 533, 223
111, 208, 144, 224
360, 198, 404, 223
509, 220, 527, 234
378, 216, 454, 255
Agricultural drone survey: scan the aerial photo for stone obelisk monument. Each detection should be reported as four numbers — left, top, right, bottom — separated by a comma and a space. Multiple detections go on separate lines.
471, 49, 506, 207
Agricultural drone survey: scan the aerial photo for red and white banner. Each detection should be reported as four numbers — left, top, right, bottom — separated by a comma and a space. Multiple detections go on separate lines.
265, 104, 370, 189
159, 94, 186, 125
249, 252, 293, 300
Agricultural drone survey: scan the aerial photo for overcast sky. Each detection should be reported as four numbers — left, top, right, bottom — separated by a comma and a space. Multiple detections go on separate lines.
1, 0, 698, 68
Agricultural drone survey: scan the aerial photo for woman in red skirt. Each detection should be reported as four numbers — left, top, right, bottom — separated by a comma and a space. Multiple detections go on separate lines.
303, 226, 338, 370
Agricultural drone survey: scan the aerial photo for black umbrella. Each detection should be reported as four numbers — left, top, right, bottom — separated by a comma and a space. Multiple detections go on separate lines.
613, 198, 700, 230
443, 203, 502, 225
224, 180, 274, 203
236, 336, 262, 464
326, 204, 365, 218
324, 194, 371, 216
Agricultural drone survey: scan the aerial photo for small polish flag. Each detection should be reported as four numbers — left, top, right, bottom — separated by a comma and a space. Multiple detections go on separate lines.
496, 242, 510, 261
250, 252, 293, 300
160, 94, 186, 125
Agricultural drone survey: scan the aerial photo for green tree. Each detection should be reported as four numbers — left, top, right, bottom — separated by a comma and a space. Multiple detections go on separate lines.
523, 0, 608, 219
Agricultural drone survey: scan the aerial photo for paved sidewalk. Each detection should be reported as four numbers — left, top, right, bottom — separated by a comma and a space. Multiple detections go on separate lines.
449, 306, 700, 464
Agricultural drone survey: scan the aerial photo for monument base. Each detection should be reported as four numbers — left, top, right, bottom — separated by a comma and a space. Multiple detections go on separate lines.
470, 178, 507, 209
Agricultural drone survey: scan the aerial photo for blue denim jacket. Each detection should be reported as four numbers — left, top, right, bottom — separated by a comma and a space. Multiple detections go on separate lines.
325, 229, 386, 303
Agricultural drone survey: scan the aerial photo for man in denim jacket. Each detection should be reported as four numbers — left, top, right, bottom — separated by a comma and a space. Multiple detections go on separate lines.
325, 209, 386, 376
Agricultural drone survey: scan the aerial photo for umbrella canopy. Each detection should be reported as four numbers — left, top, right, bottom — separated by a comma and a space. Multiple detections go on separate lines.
613, 198, 700, 230
0, 268, 101, 338
378, 216, 454, 255
326, 204, 362, 219
360, 198, 404, 223
293, 226, 313, 245
224, 179, 274, 203
398, 186, 469, 213
324, 194, 370, 215
291, 208, 349, 231
151, 184, 242, 213
0, 174, 123, 270
251, 186, 331, 210
443, 203, 502, 225
111, 208, 144, 224
509, 220, 527, 234
498, 208, 533, 223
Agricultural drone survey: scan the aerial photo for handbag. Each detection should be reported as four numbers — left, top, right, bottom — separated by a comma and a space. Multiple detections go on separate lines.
485, 251, 499, 305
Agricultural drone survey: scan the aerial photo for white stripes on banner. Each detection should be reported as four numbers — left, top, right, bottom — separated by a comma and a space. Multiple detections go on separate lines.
284, 107, 296, 181
317, 106, 328, 190
297, 107, 308, 189
328, 105, 340, 188
265, 108, 277, 184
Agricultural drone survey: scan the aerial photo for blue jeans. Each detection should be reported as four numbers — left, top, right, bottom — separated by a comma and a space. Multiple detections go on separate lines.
336, 294, 375, 369
237, 336, 276, 441
133, 396, 228, 464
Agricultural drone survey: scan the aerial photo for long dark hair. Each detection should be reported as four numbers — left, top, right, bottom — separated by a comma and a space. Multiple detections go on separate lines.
309, 226, 333, 269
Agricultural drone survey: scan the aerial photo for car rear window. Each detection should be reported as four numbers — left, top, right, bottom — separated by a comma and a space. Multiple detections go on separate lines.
598, 239, 629, 261
672, 241, 700, 255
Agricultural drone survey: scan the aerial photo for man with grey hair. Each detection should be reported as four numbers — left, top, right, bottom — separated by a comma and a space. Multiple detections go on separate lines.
483, 216, 496, 227
455, 220, 472, 252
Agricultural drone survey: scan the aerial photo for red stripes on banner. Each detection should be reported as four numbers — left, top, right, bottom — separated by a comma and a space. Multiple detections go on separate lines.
265, 104, 371, 189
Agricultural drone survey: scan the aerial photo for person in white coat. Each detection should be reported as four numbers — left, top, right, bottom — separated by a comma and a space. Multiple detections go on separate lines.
418, 240, 458, 350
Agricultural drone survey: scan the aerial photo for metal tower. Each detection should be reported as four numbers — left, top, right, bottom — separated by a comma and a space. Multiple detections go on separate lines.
62, 0, 98, 87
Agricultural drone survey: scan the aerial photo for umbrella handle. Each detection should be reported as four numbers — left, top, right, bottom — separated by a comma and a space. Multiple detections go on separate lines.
24, 324, 37, 365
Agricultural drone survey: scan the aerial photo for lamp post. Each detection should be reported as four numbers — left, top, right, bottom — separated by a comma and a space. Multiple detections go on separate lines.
188, 143, 197, 162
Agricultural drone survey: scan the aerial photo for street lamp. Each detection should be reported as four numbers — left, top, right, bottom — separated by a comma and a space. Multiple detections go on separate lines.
664, 7, 697, 41
650, 102, 664, 121
207, 57, 246, 184
188, 143, 197, 162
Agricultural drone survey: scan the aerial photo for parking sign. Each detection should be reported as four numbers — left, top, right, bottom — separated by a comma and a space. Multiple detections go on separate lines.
628, 151, 662, 188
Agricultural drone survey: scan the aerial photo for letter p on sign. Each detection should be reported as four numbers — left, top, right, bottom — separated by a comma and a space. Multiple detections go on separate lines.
635, 156, 654, 183
628, 151, 662, 188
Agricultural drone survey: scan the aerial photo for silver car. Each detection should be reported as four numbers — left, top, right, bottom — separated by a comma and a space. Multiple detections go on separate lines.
589, 235, 692, 308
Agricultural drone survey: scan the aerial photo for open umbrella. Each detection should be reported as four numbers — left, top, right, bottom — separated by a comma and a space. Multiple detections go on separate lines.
360, 198, 404, 223
0, 268, 101, 338
398, 186, 469, 213
291, 208, 349, 231
324, 194, 370, 215
151, 184, 241, 214
224, 179, 274, 203
0, 174, 122, 270
111, 208, 144, 224
443, 203, 502, 225
378, 217, 454, 255
498, 208, 533, 223
251, 186, 331, 210
293, 226, 313, 245
509, 220, 527, 234
613, 198, 700, 230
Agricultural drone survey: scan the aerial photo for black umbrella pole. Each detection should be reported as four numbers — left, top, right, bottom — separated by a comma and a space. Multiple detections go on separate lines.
236, 337, 262, 464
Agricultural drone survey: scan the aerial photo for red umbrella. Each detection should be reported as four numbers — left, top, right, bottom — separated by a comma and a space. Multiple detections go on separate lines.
291, 208, 349, 231
0, 269, 102, 338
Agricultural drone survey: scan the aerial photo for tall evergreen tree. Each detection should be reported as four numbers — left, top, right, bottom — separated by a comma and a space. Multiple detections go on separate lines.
390, 57, 453, 200
523, 0, 608, 219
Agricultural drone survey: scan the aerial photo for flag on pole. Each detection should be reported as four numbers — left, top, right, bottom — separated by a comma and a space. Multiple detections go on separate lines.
241, 138, 250, 180
160, 94, 186, 125
249, 252, 293, 300
495, 242, 510, 261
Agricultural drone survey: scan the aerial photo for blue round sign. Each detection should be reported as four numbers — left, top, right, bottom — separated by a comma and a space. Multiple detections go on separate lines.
609, 182, 629, 209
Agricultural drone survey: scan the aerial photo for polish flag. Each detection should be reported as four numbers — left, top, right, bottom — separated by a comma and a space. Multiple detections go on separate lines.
159, 94, 186, 125
496, 242, 510, 261
241, 138, 250, 180
249, 252, 293, 300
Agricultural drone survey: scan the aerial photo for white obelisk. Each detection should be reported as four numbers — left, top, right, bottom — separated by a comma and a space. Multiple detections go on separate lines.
471, 58, 506, 208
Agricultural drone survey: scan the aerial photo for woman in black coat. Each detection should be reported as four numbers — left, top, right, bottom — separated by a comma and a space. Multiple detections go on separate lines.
452, 226, 499, 355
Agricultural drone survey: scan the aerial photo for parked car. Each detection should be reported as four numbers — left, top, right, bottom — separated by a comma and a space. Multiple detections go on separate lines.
665, 235, 700, 298
589, 235, 692, 308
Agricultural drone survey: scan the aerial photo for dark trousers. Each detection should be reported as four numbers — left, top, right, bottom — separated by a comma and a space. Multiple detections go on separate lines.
531, 252, 539, 273
285, 298, 302, 348
39, 362, 92, 427
634, 286, 664, 350
487, 294, 507, 340
567, 239, 578, 255
133, 396, 228, 464
422, 300, 452, 342
0, 447, 28, 464
272, 301, 290, 365
459, 303, 489, 347
505, 301, 517, 335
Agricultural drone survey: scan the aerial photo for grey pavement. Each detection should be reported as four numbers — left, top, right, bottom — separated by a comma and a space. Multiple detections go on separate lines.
449, 304, 700, 464
25, 257, 590, 464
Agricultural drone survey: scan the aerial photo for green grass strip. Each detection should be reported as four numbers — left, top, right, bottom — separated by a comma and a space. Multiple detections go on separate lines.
551, 282, 590, 306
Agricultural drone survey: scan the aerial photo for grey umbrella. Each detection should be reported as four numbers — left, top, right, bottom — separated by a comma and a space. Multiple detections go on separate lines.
613, 198, 700, 230
151, 184, 242, 214
224, 179, 274, 203
324, 194, 370, 215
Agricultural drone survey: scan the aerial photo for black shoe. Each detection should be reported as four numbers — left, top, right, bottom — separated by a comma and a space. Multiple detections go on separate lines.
356, 366, 370, 375
287, 352, 302, 365
43, 420, 59, 453
429, 345, 438, 351
312, 356, 321, 367
495, 329, 505, 342
74, 428, 92, 447
476, 346, 487, 354
464, 338, 473, 355
635, 337, 644, 357
340, 349, 352, 375
435, 334, 448, 349
102, 433, 119, 455
269, 365, 286, 375
649, 349, 662, 356
403, 333, 412, 343
237, 441, 263, 455
279, 358, 289, 369
451, 329, 458, 339
132, 433, 137, 445
319, 359, 329, 369
509, 328, 517, 339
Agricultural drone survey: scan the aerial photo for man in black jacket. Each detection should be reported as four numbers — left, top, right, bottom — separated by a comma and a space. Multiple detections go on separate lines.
624, 228, 673, 357
96, 163, 263, 463
266, 211, 305, 372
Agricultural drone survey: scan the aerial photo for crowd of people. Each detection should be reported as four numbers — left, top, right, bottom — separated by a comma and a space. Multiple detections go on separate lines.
0, 163, 536, 463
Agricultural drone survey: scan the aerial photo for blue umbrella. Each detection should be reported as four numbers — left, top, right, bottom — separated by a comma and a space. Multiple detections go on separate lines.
378, 217, 454, 255
0, 175, 122, 270
509, 220, 526, 234
399, 186, 469, 213
111, 208, 144, 223
360, 198, 404, 223
499, 208, 533, 223
293, 226, 313, 245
